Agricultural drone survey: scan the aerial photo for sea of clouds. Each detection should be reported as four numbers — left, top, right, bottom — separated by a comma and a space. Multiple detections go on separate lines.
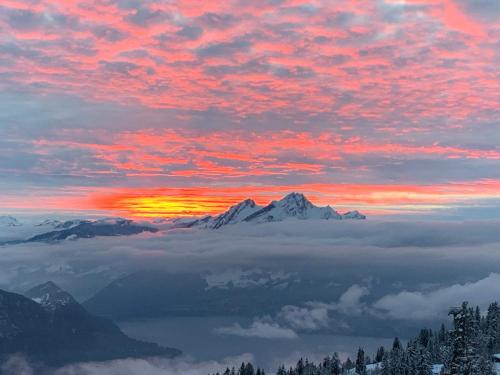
2, 219, 500, 315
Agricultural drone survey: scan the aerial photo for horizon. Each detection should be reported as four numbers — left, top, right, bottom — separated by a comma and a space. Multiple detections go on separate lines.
2, 189, 498, 220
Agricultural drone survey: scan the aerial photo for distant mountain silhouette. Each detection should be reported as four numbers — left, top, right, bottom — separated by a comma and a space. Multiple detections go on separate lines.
2, 218, 158, 245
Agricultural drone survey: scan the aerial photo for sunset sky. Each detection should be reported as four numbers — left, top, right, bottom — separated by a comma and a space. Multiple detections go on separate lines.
1, 0, 499, 218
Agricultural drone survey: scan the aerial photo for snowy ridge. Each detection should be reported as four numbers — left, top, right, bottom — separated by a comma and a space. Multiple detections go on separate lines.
36, 219, 63, 227
210, 199, 262, 229
342, 210, 366, 220
0, 216, 21, 227
243, 192, 343, 223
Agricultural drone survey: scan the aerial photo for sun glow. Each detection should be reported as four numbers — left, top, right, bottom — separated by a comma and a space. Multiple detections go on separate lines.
84, 180, 500, 218
111, 196, 236, 217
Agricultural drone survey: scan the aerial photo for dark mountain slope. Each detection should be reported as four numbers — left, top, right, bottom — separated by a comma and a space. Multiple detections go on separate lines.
0, 282, 180, 367
3, 219, 158, 245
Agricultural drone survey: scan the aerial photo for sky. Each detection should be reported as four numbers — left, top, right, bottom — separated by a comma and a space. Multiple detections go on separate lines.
0, 0, 499, 218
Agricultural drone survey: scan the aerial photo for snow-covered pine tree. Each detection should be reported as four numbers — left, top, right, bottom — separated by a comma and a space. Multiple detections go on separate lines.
390, 337, 406, 375
446, 302, 493, 375
486, 302, 500, 354
416, 345, 433, 375
381, 353, 391, 375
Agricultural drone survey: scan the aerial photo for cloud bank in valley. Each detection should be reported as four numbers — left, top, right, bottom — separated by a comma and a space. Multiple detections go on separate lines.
372, 272, 500, 320
214, 321, 298, 340
212, 272, 500, 340
2, 219, 500, 302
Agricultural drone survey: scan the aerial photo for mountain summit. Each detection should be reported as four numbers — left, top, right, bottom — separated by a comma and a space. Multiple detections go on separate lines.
25, 281, 78, 312
244, 192, 342, 223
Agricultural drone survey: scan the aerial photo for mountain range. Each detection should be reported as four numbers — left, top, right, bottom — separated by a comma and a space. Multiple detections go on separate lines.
0, 281, 180, 368
1, 218, 158, 245
0, 193, 365, 244
177, 192, 366, 229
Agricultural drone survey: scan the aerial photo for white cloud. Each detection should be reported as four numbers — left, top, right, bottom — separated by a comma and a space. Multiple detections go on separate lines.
214, 320, 298, 339
0, 355, 33, 375
373, 273, 500, 320
331, 284, 370, 316
307, 284, 370, 316
278, 305, 329, 331
214, 283, 369, 338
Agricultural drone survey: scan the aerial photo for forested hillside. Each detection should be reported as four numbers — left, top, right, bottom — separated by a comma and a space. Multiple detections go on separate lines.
212, 302, 500, 375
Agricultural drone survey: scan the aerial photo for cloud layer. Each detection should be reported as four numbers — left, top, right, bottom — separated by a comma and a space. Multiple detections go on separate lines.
3, 219, 500, 301
373, 272, 500, 320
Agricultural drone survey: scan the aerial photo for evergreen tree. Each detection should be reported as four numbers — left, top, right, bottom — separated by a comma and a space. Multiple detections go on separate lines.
415, 345, 433, 375
296, 358, 305, 375
325, 353, 341, 375
344, 357, 354, 370
387, 337, 405, 375
381, 353, 390, 375
487, 303, 499, 354
356, 348, 367, 375
375, 347, 385, 363
238, 362, 255, 375
446, 302, 493, 375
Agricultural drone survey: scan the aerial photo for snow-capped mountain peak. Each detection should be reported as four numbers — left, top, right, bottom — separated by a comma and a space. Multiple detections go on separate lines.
36, 219, 63, 227
276, 192, 314, 213
24, 281, 78, 312
244, 192, 342, 223
342, 210, 367, 220
210, 198, 262, 229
